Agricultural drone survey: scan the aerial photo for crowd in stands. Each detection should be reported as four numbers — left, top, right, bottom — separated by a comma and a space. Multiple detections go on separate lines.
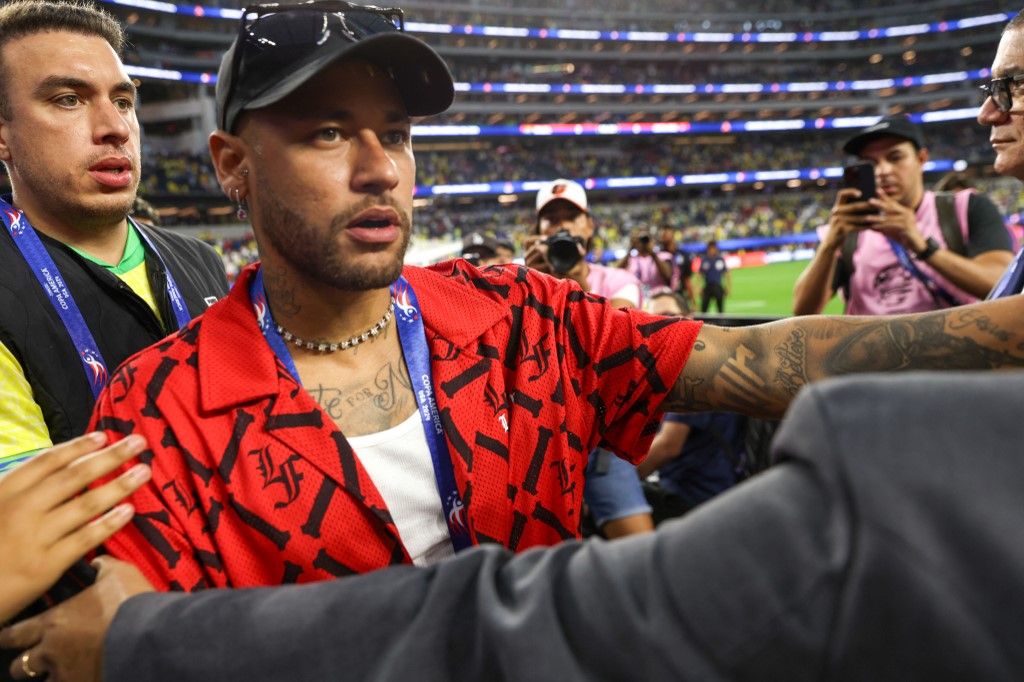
195, 172, 1022, 281
414, 124, 992, 186
205, 234, 260, 282
111, 0, 993, 32
139, 151, 221, 197
110, 0, 994, 112
389, 0, 995, 32
447, 48, 986, 90
413, 192, 831, 255
138, 121, 992, 201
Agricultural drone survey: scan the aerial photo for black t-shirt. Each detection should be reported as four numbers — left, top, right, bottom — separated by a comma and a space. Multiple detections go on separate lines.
964, 192, 1013, 256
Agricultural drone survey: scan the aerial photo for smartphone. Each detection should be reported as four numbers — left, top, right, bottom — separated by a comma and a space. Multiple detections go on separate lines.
842, 162, 878, 197
841, 162, 879, 214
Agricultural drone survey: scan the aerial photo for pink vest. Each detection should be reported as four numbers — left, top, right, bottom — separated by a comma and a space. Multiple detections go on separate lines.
818, 190, 975, 315
587, 263, 642, 308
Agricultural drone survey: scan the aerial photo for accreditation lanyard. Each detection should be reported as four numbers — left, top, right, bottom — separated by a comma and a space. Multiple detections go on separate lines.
249, 267, 472, 553
0, 197, 192, 399
887, 239, 959, 308
987, 246, 1024, 300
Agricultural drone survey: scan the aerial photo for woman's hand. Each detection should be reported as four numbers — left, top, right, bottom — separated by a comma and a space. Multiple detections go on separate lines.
0, 433, 149, 623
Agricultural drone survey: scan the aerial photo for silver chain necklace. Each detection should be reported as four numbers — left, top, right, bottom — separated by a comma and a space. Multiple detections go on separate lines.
276, 300, 394, 353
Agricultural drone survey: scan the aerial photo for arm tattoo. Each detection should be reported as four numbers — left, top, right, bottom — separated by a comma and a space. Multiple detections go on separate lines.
665, 297, 1024, 418
664, 327, 785, 415
822, 312, 1024, 374
775, 328, 810, 395
946, 309, 1012, 343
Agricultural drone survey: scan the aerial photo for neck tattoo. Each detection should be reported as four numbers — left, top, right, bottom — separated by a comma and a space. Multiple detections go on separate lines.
277, 299, 394, 353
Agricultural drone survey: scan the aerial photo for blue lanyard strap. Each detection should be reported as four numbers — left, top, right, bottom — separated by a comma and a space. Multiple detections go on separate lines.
249, 268, 472, 553
887, 239, 959, 307
2, 199, 110, 399
249, 267, 302, 381
134, 222, 192, 330
987, 246, 1024, 300
0, 197, 192, 399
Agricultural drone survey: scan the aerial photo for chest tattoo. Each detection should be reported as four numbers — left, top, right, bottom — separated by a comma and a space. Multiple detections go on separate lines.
307, 361, 415, 435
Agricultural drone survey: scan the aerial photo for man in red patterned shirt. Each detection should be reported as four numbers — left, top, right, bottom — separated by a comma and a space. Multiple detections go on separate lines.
89, 2, 1024, 593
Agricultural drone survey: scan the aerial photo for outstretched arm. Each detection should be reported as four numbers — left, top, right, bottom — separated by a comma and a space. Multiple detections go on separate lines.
667, 295, 1024, 418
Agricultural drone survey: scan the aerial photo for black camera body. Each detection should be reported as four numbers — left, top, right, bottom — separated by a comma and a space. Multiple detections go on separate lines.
545, 230, 584, 274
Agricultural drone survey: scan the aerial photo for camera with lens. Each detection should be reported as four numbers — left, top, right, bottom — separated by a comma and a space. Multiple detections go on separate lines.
544, 230, 584, 274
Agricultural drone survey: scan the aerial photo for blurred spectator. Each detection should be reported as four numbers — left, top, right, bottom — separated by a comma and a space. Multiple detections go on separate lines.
524, 179, 653, 539
792, 116, 1013, 316
493, 236, 517, 264
658, 225, 695, 307
698, 239, 730, 313
617, 227, 675, 296
461, 231, 503, 266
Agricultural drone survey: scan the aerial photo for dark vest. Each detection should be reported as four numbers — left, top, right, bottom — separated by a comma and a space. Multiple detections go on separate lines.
0, 222, 228, 444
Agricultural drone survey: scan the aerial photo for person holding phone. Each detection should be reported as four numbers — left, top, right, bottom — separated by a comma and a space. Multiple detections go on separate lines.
792, 116, 1013, 315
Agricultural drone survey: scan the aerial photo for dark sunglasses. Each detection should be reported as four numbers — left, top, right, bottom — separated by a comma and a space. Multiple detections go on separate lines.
225, 1, 404, 110
979, 73, 1024, 113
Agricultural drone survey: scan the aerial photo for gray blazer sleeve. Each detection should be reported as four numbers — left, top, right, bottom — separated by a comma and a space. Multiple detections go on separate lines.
105, 371, 1024, 682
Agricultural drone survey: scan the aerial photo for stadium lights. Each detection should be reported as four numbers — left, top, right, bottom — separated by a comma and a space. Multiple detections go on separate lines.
101, 0, 1013, 44
117, 59, 983, 139
408, 109, 982, 138
413, 160, 960, 198
121, 61, 990, 100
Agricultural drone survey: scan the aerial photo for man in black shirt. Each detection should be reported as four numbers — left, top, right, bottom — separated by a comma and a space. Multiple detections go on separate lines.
0, 0, 227, 472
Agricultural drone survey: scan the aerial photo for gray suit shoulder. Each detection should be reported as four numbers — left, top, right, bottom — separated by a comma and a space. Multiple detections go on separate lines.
778, 370, 1022, 460
772, 370, 1024, 680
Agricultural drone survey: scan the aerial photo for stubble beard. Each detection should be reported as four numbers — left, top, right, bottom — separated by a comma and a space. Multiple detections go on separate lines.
11, 157, 135, 232
257, 180, 412, 292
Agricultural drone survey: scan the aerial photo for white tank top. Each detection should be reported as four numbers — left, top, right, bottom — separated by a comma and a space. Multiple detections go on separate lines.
346, 412, 455, 566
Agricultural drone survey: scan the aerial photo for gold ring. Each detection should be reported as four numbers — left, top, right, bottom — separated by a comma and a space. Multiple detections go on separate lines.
20, 651, 43, 678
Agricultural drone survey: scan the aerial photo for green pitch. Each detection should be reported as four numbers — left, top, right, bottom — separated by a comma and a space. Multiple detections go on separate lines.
714, 260, 844, 318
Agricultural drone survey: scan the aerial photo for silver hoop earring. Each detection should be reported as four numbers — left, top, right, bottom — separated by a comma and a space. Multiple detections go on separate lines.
234, 187, 248, 221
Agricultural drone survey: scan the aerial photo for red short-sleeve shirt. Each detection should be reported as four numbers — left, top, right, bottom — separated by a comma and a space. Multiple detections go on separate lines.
92, 261, 700, 590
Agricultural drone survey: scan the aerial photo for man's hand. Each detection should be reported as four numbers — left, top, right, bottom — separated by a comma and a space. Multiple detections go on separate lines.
820, 187, 878, 252
867, 189, 927, 253
0, 557, 154, 682
0, 433, 149, 624
522, 234, 553, 275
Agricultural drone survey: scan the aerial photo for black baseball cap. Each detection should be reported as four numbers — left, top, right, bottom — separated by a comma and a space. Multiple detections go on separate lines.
216, 1, 454, 133
842, 115, 926, 156
461, 232, 498, 260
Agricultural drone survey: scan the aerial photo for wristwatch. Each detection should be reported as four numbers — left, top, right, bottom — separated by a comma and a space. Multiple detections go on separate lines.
915, 237, 941, 261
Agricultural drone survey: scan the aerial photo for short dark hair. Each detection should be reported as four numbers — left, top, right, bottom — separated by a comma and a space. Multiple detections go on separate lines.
1004, 11, 1024, 35
649, 289, 691, 316
0, 0, 125, 119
